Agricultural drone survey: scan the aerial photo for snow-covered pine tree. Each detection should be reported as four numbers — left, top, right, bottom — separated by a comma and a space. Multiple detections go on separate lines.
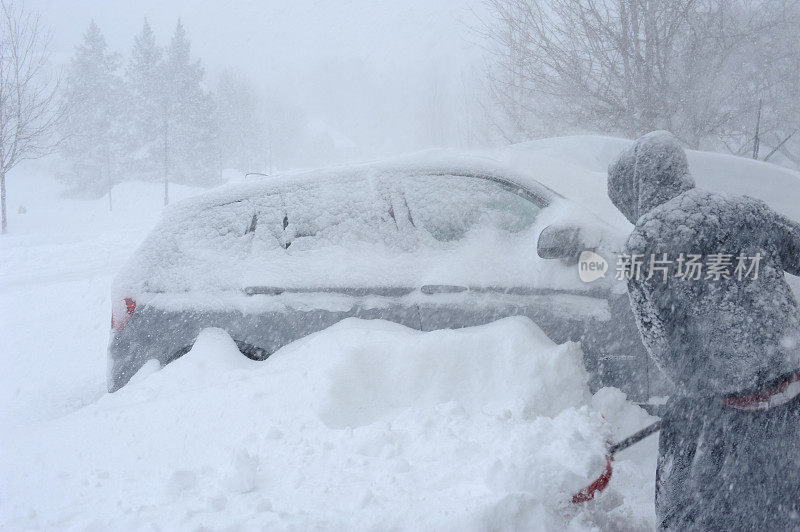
215, 70, 265, 173
161, 20, 217, 203
59, 21, 125, 203
125, 19, 163, 182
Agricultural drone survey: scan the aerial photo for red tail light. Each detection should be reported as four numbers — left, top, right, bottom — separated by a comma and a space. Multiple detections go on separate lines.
111, 297, 136, 332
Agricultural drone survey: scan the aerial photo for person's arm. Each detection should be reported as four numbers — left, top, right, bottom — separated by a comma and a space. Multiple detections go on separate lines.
627, 277, 673, 378
773, 211, 800, 276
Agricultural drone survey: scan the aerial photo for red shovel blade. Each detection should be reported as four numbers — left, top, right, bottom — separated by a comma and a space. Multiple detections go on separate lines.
571, 420, 661, 503
571, 455, 613, 503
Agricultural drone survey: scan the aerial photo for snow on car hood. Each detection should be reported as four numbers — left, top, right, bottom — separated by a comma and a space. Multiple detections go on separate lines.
490, 135, 800, 298
115, 151, 618, 297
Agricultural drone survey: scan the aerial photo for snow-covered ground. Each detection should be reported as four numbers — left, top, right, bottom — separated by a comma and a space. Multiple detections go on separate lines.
1, 136, 797, 530
2, 317, 658, 530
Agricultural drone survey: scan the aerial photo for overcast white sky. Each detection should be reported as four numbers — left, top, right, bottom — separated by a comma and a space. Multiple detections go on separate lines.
28, 0, 489, 156
34, 0, 481, 73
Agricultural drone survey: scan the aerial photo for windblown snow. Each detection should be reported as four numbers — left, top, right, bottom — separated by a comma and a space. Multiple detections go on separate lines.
2, 135, 797, 530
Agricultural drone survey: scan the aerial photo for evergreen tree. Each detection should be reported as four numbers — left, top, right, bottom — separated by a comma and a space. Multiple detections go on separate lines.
215, 69, 265, 172
125, 18, 162, 180
161, 20, 217, 203
59, 21, 126, 203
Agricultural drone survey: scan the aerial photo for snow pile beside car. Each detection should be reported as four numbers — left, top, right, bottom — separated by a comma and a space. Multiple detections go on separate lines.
0, 316, 654, 530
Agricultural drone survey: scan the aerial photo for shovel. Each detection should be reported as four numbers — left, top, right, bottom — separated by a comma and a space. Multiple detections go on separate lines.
571, 420, 662, 503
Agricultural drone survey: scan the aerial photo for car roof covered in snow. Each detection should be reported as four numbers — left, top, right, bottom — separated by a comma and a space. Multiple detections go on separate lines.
166, 149, 562, 218
115, 151, 602, 296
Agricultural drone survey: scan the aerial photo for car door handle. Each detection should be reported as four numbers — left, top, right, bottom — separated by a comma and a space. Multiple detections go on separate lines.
420, 285, 468, 295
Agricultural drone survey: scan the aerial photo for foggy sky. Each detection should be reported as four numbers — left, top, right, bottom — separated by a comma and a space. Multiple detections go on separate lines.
28, 0, 487, 158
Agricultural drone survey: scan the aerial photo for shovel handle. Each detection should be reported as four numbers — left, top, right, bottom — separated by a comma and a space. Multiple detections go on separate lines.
609, 420, 662, 456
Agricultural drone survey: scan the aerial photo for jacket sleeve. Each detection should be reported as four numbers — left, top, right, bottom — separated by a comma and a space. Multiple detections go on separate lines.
627, 277, 673, 380
773, 211, 800, 276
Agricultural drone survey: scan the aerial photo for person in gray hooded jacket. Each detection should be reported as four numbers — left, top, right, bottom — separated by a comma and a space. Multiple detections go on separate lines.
607, 131, 800, 530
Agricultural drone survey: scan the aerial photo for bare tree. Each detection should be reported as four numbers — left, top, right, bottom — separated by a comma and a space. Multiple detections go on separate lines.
0, 0, 61, 234
479, 0, 800, 157
718, 1, 800, 163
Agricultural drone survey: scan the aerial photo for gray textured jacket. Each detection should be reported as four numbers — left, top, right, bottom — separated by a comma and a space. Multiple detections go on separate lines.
608, 131, 800, 397
608, 132, 800, 530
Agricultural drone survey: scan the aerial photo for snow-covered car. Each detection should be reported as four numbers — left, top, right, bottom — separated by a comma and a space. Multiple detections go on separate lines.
109, 152, 659, 401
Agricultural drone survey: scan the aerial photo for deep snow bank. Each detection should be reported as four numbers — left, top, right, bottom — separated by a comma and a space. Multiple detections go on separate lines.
490, 135, 800, 229
0, 317, 655, 530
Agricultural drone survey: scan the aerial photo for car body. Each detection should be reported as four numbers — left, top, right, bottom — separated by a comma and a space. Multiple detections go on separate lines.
109, 152, 665, 402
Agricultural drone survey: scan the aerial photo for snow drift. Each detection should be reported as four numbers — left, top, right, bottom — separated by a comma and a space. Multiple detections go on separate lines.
0, 317, 655, 530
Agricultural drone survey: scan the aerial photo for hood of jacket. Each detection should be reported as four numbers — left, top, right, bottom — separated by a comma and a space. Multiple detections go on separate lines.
607, 131, 696, 224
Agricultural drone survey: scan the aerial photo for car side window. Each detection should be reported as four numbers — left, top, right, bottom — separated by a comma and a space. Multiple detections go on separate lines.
401, 174, 542, 242
277, 175, 408, 250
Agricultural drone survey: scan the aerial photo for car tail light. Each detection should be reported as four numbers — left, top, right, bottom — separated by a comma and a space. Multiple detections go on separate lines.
111, 297, 136, 332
